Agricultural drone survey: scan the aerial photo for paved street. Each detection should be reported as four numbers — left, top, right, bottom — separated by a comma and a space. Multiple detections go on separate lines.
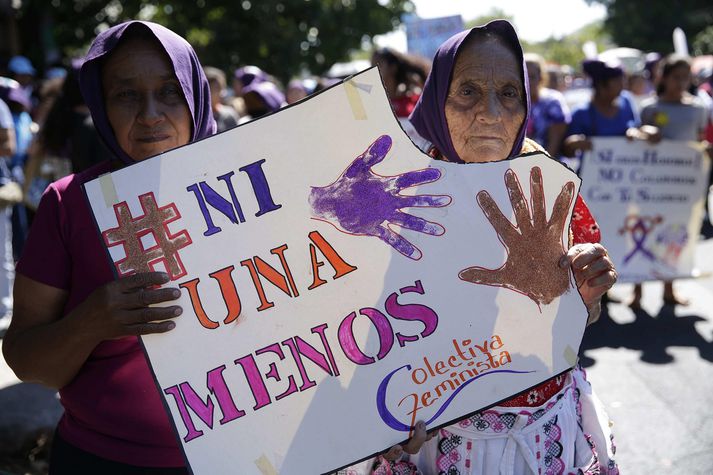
582, 231, 713, 474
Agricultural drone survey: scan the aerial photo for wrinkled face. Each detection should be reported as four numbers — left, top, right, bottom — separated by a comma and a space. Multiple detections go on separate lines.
445, 36, 525, 163
102, 37, 192, 162
663, 64, 691, 98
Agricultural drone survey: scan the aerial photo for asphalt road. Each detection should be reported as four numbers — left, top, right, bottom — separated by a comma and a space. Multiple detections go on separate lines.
581, 229, 713, 474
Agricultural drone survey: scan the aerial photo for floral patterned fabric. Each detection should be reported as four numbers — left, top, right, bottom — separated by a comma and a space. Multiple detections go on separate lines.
408, 367, 619, 475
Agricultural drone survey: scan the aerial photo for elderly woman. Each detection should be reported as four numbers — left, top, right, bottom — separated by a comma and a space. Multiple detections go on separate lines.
370, 21, 619, 475
2, 21, 215, 473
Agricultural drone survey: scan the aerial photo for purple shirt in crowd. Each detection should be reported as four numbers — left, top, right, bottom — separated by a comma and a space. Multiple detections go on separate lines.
526, 87, 571, 149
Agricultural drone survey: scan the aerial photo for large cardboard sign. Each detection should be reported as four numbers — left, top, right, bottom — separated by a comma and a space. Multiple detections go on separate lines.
579, 137, 710, 283
84, 68, 588, 474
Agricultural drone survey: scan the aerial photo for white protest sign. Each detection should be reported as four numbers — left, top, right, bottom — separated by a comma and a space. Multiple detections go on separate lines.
579, 137, 709, 283
84, 68, 588, 474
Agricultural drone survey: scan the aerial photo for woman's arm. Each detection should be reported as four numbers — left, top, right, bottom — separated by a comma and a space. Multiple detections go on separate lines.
3, 272, 182, 389
545, 122, 568, 157
562, 134, 592, 157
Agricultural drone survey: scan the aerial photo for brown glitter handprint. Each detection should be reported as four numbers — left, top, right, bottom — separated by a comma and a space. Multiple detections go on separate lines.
459, 167, 576, 306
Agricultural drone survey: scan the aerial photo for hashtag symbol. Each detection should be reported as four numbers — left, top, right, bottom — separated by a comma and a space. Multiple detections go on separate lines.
102, 192, 192, 280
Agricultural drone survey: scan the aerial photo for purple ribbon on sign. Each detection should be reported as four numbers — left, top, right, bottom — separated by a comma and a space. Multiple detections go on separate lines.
622, 218, 658, 264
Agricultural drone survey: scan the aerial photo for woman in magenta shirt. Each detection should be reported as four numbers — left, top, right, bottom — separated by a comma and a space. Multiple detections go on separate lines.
3, 21, 215, 473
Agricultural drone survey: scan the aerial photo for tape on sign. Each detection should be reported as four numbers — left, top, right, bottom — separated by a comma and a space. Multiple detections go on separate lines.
344, 80, 368, 120
563, 345, 578, 366
254, 454, 278, 475
99, 173, 119, 207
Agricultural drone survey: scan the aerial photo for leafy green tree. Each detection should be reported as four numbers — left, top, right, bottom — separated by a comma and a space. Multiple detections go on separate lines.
693, 25, 713, 55
527, 21, 614, 68
586, 0, 713, 53
13, 0, 412, 82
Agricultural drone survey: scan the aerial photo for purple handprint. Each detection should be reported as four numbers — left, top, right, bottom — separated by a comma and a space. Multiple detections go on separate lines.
309, 135, 451, 260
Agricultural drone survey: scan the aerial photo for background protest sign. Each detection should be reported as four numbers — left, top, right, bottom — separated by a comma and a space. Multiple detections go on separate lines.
84, 68, 588, 474
405, 14, 464, 61
579, 137, 710, 283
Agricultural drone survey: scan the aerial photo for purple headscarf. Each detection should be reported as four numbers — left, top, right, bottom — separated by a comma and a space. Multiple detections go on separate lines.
409, 20, 530, 163
0, 81, 31, 111
234, 65, 268, 88
79, 21, 216, 164
243, 81, 285, 113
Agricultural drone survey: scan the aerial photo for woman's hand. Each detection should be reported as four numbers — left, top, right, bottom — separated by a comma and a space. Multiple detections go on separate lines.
73, 271, 183, 342
382, 421, 435, 462
559, 243, 617, 325
562, 134, 592, 156
3, 272, 182, 388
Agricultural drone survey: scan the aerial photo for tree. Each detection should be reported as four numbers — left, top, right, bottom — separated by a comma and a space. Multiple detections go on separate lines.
587, 0, 713, 54
693, 25, 713, 55
527, 21, 614, 68
13, 0, 413, 83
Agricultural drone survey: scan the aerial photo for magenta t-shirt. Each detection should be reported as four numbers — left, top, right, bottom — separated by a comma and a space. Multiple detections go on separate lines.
16, 161, 184, 467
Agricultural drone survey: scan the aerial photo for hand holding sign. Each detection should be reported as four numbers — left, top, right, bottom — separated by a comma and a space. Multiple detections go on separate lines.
459, 167, 575, 306
309, 135, 451, 260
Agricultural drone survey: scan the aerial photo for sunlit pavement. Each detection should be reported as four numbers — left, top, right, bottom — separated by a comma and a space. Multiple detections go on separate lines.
582, 231, 713, 474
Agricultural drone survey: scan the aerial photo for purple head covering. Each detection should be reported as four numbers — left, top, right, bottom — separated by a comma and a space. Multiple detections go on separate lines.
644, 52, 662, 79
79, 20, 216, 164
582, 59, 624, 86
234, 65, 268, 88
409, 20, 530, 163
0, 81, 31, 111
243, 81, 285, 113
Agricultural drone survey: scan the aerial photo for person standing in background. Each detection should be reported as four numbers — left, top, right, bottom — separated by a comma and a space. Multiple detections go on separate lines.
371, 47, 430, 119
635, 54, 710, 308
204, 66, 239, 132
7, 56, 36, 113
0, 96, 16, 330
563, 58, 659, 160
286, 79, 310, 104
525, 53, 571, 158
0, 81, 33, 261
239, 81, 285, 122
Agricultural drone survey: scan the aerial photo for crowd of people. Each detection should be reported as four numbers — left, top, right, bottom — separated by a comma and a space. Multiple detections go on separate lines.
0, 15, 710, 475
